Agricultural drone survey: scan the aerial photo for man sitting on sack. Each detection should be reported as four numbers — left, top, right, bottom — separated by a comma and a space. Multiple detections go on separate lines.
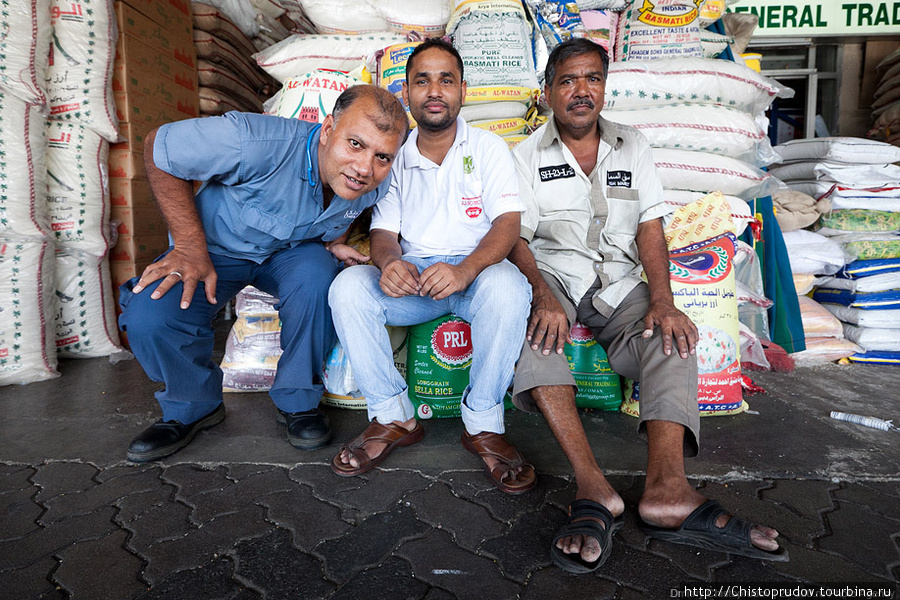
507, 38, 787, 572
119, 85, 408, 462
328, 38, 536, 494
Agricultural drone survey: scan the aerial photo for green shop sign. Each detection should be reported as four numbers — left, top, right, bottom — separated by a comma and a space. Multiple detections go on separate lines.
730, 1, 900, 36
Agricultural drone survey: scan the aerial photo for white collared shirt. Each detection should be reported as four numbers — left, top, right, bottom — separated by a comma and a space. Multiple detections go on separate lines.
513, 115, 671, 315
372, 117, 523, 257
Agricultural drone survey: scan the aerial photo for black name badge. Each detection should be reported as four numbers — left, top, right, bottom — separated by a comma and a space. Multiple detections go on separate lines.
607, 170, 632, 187
539, 164, 576, 182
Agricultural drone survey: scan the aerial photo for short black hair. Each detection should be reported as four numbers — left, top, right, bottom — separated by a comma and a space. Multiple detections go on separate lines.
544, 38, 609, 88
405, 37, 464, 82
331, 84, 409, 138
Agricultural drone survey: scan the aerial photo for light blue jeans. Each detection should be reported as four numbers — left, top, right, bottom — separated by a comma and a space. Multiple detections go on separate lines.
328, 255, 531, 435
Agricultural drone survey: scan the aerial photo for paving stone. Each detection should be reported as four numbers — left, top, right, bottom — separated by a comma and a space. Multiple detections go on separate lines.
702, 481, 810, 550
53, 529, 145, 600
599, 540, 705, 595
122, 494, 195, 555
644, 539, 732, 581
422, 588, 456, 600
817, 500, 900, 579
404, 482, 504, 551
31, 462, 99, 502
316, 505, 429, 583
0, 485, 43, 541
115, 485, 180, 525
40, 468, 165, 525
0, 556, 64, 599
768, 541, 896, 584
288, 464, 367, 507
95, 463, 163, 484
0, 464, 36, 490
261, 487, 352, 552
142, 505, 273, 585
330, 556, 428, 600
832, 482, 900, 522
227, 464, 279, 481
189, 469, 296, 524
226, 589, 263, 600
397, 529, 521, 600
761, 479, 838, 518
441, 471, 494, 501
334, 470, 431, 521
480, 504, 566, 582
135, 557, 244, 600
520, 565, 617, 600
712, 557, 800, 582
461, 474, 569, 524
233, 528, 335, 600
0, 506, 118, 570
162, 465, 231, 502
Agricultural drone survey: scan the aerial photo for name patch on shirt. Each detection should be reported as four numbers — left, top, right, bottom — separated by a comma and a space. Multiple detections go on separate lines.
539, 164, 576, 182
607, 170, 632, 187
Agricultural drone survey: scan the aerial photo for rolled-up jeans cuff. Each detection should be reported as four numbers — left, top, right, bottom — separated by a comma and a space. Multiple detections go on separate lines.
368, 389, 416, 424
461, 400, 505, 435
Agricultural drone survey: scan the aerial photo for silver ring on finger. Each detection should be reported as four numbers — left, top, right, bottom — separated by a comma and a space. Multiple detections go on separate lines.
169, 271, 183, 279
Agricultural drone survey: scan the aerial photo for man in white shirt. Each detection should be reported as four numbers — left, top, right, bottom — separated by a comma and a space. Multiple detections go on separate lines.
328, 39, 535, 494
508, 39, 786, 572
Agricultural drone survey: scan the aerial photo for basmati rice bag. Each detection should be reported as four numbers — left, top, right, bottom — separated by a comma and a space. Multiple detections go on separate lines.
652, 148, 780, 199
46, 0, 119, 142
0, 239, 59, 386
271, 70, 357, 122
468, 117, 528, 136
605, 57, 792, 116
0, 0, 51, 105
54, 250, 123, 357
616, 0, 702, 62
447, 0, 539, 89
46, 121, 112, 255
255, 33, 406, 83
0, 93, 50, 239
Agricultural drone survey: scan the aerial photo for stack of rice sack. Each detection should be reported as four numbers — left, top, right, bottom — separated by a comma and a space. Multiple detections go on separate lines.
192, 1, 282, 115
868, 47, 900, 148
813, 259, 900, 366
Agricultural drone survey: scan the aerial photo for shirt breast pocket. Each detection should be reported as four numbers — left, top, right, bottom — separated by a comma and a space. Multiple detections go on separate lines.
241, 204, 294, 240
604, 186, 641, 235
458, 179, 486, 222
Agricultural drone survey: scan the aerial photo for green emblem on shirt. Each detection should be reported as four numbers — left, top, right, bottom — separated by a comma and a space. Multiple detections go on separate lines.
463, 155, 474, 174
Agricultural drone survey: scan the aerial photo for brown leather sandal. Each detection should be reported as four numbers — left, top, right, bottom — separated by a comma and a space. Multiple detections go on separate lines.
331, 419, 424, 477
461, 431, 537, 494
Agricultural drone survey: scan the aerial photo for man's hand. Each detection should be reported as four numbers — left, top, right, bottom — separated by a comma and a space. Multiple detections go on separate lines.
418, 262, 474, 300
380, 259, 422, 297
327, 242, 370, 266
642, 301, 698, 359
527, 289, 571, 355
132, 245, 218, 310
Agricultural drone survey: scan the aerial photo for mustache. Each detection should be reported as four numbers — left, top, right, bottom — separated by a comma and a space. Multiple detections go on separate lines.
567, 98, 595, 110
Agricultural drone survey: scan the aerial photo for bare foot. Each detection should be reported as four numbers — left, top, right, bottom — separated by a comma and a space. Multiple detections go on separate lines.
336, 417, 417, 469
557, 473, 625, 564
639, 489, 780, 552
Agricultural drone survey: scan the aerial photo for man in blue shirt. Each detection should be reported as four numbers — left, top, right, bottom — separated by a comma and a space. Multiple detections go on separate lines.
118, 85, 409, 462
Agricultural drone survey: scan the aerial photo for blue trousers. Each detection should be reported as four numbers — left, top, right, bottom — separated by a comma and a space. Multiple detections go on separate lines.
118, 243, 339, 424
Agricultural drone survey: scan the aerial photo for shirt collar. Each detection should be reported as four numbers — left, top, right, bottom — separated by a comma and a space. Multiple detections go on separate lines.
539, 113, 624, 152
300, 123, 323, 189
402, 116, 468, 168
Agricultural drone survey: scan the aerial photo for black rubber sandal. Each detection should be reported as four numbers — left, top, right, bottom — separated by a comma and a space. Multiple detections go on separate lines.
551, 499, 621, 574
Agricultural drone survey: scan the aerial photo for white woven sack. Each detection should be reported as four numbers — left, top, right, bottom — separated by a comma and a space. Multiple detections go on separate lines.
576, 0, 627, 8
0, 93, 50, 240
0, 238, 58, 386
775, 137, 900, 165
842, 323, 900, 351
460, 101, 527, 123
271, 70, 358, 122
300, 0, 387, 33
377, 0, 452, 38
46, 0, 119, 142
605, 57, 792, 116
824, 304, 900, 329
447, 0, 539, 89
604, 103, 779, 167
46, 121, 112, 255
652, 148, 780, 199
198, 0, 260, 37
768, 162, 900, 188
819, 272, 900, 294
55, 251, 123, 358
0, 0, 51, 105
781, 229, 847, 275
255, 33, 406, 83
788, 180, 900, 202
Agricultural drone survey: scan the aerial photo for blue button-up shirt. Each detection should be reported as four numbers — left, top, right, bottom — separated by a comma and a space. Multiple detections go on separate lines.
153, 112, 389, 262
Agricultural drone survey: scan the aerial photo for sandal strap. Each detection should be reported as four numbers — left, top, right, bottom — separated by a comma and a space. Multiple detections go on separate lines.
682, 499, 752, 544
345, 420, 416, 462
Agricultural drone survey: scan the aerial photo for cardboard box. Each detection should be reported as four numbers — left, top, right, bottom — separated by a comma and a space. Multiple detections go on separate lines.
115, 2, 195, 68
110, 121, 149, 153
108, 148, 145, 179
113, 74, 198, 121
111, 203, 167, 237
118, 0, 191, 35
109, 177, 158, 209
114, 88, 198, 127
110, 231, 170, 265
115, 34, 198, 96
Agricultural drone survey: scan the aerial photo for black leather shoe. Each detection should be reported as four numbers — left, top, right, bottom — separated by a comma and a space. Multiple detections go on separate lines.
127, 404, 226, 463
276, 408, 332, 450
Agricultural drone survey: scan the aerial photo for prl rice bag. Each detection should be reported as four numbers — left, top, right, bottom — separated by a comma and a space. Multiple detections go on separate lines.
407, 314, 475, 419
622, 191, 746, 417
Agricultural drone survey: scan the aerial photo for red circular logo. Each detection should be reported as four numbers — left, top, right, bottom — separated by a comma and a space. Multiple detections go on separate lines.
465, 206, 483, 218
431, 319, 473, 369
570, 322, 593, 343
